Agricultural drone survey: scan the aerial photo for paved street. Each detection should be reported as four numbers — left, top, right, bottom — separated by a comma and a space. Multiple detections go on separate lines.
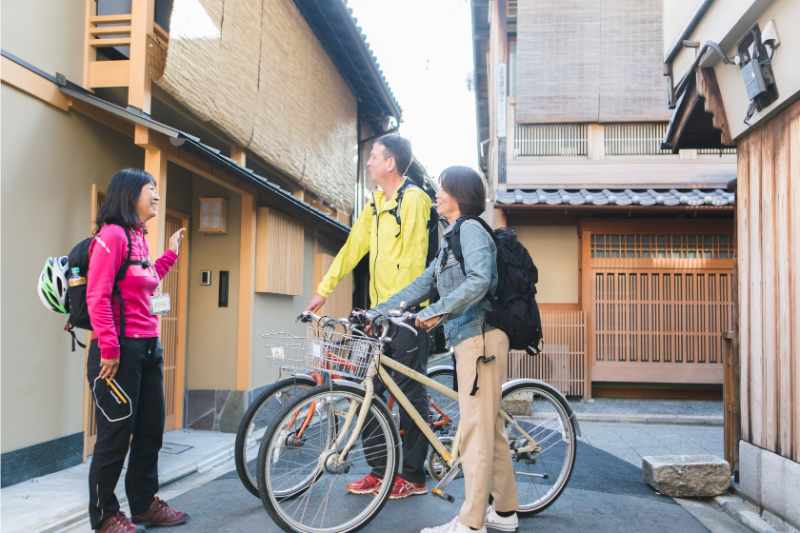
163, 421, 723, 532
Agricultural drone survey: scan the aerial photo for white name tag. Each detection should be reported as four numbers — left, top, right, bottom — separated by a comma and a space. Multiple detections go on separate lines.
149, 294, 171, 315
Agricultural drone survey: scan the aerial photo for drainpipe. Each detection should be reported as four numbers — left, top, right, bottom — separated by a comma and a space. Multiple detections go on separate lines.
664, 0, 715, 108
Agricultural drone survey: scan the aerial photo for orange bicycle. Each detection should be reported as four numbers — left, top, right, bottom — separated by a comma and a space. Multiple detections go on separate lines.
234, 314, 458, 498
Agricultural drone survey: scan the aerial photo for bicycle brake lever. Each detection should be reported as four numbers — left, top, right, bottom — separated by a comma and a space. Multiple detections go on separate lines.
391, 316, 418, 336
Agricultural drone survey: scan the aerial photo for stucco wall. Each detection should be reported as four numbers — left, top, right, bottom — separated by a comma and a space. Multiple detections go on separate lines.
250, 232, 348, 389
513, 225, 580, 304
1, 86, 144, 453
1, 0, 85, 83
157, 0, 358, 211
185, 177, 241, 391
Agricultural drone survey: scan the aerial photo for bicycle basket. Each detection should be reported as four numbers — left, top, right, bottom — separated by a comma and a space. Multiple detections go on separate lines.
263, 325, 381, 381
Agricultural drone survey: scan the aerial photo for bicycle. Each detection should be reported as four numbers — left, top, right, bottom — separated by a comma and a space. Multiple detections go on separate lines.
257, 310, 580, 533
234, 319, 459, 498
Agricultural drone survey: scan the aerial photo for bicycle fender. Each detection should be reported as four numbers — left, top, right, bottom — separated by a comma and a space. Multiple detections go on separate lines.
502, 378, 582, 437
426, 364, 454, 375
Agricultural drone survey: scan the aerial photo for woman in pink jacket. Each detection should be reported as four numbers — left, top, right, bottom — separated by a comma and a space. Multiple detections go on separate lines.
86, 168, 187, 533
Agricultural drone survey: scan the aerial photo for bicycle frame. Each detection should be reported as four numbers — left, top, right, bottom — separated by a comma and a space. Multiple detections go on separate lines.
329, 348, 542, 480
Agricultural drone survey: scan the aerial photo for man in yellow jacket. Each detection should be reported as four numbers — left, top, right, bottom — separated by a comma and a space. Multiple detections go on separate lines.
306, 133, 434, 499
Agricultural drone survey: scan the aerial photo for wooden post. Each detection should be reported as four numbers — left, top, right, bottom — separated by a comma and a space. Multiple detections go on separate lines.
128, 0, 154, 111
723, 330, 740, 473
236, 193, 255, 391
136, 126, 167, 255
230, 145, 246, 167
580, 225, 593, 400
144, 144, 167, 256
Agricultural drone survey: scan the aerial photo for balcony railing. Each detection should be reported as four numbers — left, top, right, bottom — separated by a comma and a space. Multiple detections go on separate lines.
514, 123, 588, 157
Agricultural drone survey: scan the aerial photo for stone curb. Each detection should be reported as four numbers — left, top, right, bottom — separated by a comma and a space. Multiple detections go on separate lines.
576, 413, 723, 426
35, 442, 235, 533
714, 494, 781, 533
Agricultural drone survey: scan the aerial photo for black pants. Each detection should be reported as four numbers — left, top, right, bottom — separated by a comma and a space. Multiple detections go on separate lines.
87, 338, 165, 529
362, 326, 431, 484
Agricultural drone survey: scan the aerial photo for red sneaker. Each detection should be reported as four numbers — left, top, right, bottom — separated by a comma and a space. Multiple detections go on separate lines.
389, 475, 427, 499
131, 497, 188, 527
346, 473, 383, 494
96, 512, 139, 533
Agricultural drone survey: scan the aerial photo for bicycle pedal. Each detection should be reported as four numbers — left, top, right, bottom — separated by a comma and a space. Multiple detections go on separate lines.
431, 487, 455, 503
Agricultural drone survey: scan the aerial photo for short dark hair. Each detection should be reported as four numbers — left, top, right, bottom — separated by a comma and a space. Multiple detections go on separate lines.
439, 166, 486, 217
96, 168, 156, 230
376, 134, 413, 175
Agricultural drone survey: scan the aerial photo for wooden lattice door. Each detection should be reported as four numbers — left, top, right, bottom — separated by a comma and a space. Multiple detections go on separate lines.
582, 223, 736, 385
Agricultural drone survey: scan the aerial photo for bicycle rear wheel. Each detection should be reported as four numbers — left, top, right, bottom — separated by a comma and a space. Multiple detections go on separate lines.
501, 381, 577, 516
426, 366, 459, 435
258, 383, 399, 533
234, 375, 317, 497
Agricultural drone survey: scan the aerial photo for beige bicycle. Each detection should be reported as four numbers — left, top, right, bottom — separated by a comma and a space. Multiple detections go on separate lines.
257, 310, 579, 533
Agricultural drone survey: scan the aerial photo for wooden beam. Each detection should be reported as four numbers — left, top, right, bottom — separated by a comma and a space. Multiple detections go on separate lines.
128, 0, 154, 111
83, 0, 93, 88
70, 99, 133, 139
579, 224, 593, 400
336, 210, 350, 226
236, 193, 255, 391
87, 60, 130, 88
697, 67, 733, 146
292, 189, 305, 202
230, 145, 246, 167
144, 145, 167, 256
1, 56, 71, 111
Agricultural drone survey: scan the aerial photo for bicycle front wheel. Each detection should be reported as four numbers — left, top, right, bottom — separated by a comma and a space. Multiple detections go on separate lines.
501, 381, 577, 516
258, 383, 400, 533
235, 374, 317, 497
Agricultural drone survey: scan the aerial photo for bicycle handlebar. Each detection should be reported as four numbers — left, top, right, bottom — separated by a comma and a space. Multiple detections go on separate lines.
297, 309, 419, 343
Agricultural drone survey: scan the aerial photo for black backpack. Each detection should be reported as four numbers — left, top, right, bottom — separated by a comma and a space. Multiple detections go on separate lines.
65, 227, 137, 350
444, 217, 543, 354
385, 177, 440, 267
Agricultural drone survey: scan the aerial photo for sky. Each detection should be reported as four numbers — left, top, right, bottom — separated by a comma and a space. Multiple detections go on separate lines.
347, 0, 478, 177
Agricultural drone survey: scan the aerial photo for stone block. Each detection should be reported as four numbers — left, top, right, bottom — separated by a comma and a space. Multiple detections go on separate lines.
761, 449, 786, 522
738, 440, 762, 505
642, 455, 731, 498
785, 459, 800, 530
502, 399, 531, 416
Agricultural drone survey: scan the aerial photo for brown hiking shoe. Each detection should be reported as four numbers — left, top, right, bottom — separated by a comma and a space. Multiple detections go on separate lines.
131, 497, 188, 527
96, 512, 139, 533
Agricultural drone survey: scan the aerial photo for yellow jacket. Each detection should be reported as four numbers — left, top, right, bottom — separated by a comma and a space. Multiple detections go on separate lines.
317, 180, 432, 306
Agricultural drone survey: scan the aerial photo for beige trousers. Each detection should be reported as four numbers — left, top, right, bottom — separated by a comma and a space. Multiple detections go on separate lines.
454, 328, 518, 529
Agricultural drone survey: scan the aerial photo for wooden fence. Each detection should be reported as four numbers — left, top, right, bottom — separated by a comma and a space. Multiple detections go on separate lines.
737, 99, 800, 462
508, 309, 586, 398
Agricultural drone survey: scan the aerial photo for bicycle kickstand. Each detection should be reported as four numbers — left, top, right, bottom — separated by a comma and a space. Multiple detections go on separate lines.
430, 459, 463, 504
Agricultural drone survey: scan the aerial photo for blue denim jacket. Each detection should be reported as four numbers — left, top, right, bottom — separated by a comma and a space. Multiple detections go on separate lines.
375, 219, 497, 348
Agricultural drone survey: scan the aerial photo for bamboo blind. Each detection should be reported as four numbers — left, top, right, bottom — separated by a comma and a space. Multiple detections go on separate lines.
312, 243, 354, 318
255, 207, 304, 295
508, 310, 586, 398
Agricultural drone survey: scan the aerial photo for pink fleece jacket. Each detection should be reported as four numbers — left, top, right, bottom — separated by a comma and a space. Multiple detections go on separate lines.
86, 224, 177, 360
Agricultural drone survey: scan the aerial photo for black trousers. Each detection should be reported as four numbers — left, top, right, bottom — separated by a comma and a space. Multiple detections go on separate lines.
362, 326, 431, 484
87, 338, 165, 529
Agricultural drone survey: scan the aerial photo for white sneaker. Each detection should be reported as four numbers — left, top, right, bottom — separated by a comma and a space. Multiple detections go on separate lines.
420, 516, 487, 533
485, 505, 518, 531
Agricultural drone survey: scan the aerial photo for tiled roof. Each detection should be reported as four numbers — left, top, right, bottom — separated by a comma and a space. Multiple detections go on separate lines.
496, 188, 735, 207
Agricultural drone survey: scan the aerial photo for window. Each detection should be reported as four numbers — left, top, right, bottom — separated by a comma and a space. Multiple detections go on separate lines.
514, 123, 588, 157
591, 233, 734, 259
